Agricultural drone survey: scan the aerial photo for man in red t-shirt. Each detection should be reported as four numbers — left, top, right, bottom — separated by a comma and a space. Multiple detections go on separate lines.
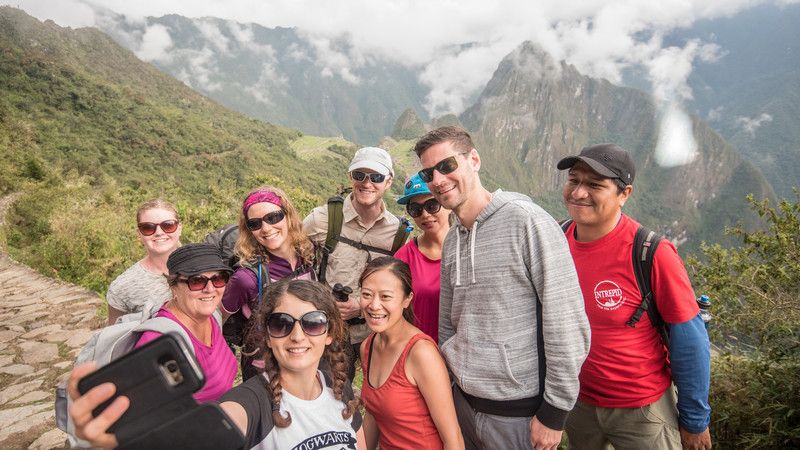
558, 144, 712, 450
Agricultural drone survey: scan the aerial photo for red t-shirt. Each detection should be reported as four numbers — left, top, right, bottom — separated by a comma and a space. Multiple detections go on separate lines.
566, 214, 698, 408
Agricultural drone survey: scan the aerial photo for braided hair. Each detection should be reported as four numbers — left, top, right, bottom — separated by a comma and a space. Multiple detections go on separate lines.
252, 279, 359, 427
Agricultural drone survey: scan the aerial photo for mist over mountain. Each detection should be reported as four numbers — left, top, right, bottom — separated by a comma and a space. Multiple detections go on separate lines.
0, 4, 788, 256
675, 3, 800, 198
97, 13, 429, 146
459, 42, 774, 249
87, 6, 799, 203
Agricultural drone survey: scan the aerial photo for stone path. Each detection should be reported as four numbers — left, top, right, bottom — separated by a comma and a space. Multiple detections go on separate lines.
0, 254, 104, 449
0, 194, 105, 449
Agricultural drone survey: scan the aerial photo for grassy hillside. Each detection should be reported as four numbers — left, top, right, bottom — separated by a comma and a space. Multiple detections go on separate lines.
0, 8, 355, 294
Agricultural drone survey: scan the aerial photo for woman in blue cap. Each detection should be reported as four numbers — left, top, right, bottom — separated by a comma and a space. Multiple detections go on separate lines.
394, 173, 451, 342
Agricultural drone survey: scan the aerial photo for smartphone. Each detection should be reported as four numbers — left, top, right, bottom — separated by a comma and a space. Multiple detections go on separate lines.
118, 403, 245, 450
78, 333, 205, 443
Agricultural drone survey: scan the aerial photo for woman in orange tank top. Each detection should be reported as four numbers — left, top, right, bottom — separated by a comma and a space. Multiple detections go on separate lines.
358, 257, 464, 450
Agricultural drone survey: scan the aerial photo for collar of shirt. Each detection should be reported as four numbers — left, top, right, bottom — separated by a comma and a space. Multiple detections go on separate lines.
343, 193, 394, 228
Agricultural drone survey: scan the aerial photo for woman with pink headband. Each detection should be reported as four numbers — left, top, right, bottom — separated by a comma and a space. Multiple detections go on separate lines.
221, 186, 316, 380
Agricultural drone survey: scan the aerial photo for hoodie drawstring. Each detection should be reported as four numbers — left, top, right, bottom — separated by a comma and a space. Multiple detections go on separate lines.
454, 223, 478, 286
455, 229, 462, 286
469, 222, 477, 284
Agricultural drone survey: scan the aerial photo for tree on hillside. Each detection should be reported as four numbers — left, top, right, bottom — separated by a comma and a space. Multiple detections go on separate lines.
687, 192, 800, 449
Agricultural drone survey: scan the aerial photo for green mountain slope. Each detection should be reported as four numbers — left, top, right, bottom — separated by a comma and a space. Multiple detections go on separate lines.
0, 7, 353, 293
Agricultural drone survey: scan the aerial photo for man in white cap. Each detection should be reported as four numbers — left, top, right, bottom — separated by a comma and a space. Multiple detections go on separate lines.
303, 147, 403, 377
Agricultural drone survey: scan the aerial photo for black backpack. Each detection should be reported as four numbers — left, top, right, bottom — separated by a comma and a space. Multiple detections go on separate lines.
316, 194, 411, 282
560, 219, 668, 346
203, 225, 272, 349
204, 224, 240, 269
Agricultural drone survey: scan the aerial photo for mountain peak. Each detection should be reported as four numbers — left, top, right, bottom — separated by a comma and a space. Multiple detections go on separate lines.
508, 41, 563, 80
391, 108, 426, 141
460, 39, 772, 249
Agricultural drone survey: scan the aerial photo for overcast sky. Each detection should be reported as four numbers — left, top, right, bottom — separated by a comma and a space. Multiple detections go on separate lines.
9, 0, 799, 165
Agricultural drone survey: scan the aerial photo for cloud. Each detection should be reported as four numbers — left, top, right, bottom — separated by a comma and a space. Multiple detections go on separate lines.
242, 62, 288, 105
736, 113, 773, 137
421, 42, 521, 117
707, 106, 724, 122
171, 47, 222, 92
134, 24, 173, 62
300, 32, 362, 85
14, 0, 788, 166
655, 102, 698, 167
195, 19, 230, 53
12, 0, 96, 27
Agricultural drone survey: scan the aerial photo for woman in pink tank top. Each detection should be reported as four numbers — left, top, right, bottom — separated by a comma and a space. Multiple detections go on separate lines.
358, 257, 464, 450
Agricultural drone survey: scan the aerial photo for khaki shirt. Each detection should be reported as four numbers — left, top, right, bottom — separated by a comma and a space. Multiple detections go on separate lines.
303, 194, 400, 342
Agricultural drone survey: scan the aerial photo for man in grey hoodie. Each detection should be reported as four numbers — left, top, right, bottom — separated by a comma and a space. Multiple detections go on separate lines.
414, 126, 590, 450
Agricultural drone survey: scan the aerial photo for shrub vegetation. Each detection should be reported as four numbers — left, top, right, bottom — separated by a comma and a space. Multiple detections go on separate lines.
688, 193, 800, 449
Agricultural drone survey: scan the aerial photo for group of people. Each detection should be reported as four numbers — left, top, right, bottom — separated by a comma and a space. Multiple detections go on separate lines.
66, 126, 712, 450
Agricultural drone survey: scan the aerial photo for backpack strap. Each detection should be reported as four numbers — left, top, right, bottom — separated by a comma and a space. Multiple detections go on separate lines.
324, 196, 345, 254
317, 196, 345, 282
242, 255, 270, 307
626, 226, 668, 345
335, 236, 396, 256
559, 218, 573, 234
391, 217, 412, 253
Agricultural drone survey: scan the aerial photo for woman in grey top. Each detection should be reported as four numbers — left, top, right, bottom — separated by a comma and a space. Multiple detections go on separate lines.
105, 199, 182, 324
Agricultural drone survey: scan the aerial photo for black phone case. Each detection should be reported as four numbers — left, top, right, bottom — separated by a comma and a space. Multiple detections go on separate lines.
118, 403, 245, 450
77, 333, 205, 443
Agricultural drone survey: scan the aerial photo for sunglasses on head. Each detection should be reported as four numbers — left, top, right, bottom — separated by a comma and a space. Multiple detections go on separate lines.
266, 311, 329, 338
179, 272, 230, 291
406, 198, 442, 218
418, 153, 466, 183
351, 170, 386, 184
137, 220, 179, 236
246, 210, 286, 231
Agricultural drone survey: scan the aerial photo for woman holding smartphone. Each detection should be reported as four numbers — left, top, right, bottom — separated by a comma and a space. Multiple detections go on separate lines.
68, 279, 365, 449
358, 257, 463, 450
106, 198, 182, 325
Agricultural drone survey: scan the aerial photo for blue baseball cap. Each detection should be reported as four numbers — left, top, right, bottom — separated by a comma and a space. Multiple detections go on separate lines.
397, 173, 433, 205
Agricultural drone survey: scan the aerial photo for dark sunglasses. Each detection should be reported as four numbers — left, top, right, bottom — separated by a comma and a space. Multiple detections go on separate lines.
179, 273, 230, 291
418, 154, 464, 183
406, 198, 442, 218
137, 220, 179, 236
246, 210, 286, 231
351, 170, 386, 184
266, 311, 329, 338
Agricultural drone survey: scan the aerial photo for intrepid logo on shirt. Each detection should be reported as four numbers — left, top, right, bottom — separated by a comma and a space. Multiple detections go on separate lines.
593, 280, 624, 310
292, 431, 357, 450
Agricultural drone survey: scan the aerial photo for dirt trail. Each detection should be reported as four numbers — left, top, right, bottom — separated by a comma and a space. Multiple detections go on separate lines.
0, 195, 104, 449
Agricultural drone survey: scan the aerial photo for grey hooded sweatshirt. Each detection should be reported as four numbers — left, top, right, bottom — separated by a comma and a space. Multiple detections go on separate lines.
438, 190, 590, 430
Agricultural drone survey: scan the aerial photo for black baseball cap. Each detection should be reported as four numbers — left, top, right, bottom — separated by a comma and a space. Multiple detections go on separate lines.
167, 243, 232, 277
557, 143, 635, 186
